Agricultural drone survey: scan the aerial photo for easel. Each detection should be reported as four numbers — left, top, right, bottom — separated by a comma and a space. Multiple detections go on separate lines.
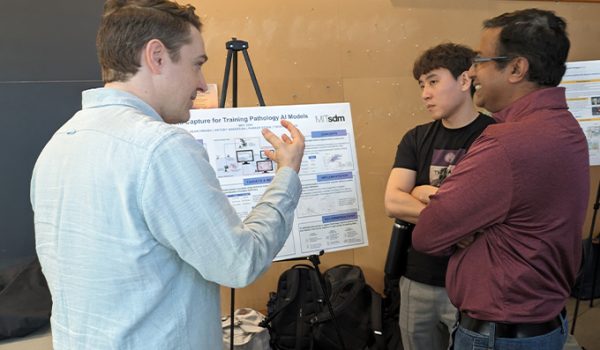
571, 181, 600, 335
219, 39, 346, 350
219, 38, 265, 350
219, 38, 265, 109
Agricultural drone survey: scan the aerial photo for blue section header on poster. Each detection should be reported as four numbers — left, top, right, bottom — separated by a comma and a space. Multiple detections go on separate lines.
322, 212, 358, 223
311, 130, 347, 138
317, 172, 353, 182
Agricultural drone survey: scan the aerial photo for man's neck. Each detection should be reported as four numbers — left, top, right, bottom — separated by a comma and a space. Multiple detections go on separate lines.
441, 101, 479, 129
505, 82, 542, 109
105, 77, 162, 117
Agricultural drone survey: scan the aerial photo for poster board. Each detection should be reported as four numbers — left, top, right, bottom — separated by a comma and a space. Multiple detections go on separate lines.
179, 103, 369, 260
560, 60, 600, 166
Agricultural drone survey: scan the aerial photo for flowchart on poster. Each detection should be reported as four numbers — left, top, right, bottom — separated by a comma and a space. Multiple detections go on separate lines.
179, 103, 368, 260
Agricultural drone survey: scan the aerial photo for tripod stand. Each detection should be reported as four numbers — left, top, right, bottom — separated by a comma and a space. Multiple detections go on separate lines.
219, 38, 265, 108
571, 180, 600, 335
219, 38, 266, 350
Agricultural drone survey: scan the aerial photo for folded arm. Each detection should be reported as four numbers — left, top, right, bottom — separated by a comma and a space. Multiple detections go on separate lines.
384, 168, 434, 224
411, 136, 512, 256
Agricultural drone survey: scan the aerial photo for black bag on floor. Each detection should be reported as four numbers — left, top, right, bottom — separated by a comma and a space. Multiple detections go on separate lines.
261, 264, 325, 350
312, 264, 384, 350
0, 256, 52, 340
261, 263, 384, 350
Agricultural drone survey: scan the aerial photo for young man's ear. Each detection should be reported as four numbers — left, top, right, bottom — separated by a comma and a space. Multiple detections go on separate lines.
459, 71, 472, 92
143, 39, 168, 74
507, 57, 529, 83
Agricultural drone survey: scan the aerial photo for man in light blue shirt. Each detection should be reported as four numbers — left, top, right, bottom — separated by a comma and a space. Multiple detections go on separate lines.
30, 1, 305, 349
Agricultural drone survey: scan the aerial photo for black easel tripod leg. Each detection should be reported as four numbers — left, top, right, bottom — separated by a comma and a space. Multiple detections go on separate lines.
233, 50, 238, 107
588, 181, 600, 308
308, 254, 347, 350
219, 38, 267, 350
571, 180, 600, 334
230, 288, 235, 350
220, 49, 233, 108
219, 46, 237, 350
590, 239, 600, 308
241, 50, 265, 106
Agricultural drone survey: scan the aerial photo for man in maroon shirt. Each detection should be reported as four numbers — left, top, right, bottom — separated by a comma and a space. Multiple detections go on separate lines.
411, 8, 590, 350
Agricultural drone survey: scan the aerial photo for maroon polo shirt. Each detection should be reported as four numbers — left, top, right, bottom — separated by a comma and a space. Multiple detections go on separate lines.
412, 87, 590, 323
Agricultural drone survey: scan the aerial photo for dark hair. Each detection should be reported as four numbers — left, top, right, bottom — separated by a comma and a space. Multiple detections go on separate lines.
483, 8, 569, 87
412, 43, 476, 80
97, 0, 202, 83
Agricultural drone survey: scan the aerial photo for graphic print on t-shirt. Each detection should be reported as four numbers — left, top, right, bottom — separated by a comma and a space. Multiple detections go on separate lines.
429, 148, 466, 186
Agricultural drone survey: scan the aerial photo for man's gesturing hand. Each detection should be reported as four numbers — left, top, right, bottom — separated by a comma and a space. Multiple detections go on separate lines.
261, 119, 305, 173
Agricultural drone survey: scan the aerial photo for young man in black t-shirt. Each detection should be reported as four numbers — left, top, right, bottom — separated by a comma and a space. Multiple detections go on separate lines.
384, 43, 494, 350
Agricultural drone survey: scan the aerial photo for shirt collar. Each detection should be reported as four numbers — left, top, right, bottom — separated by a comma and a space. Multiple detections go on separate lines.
82, 88, 163, 122
492, 87, 568, 123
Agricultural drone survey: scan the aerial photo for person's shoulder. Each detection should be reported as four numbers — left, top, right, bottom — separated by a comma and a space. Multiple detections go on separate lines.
146, 119, 193, 146
461, 113, 496, 135
477, 118, 518, 145
398, 120, 437, 145
410, 119, 438, 134
120, 111, 193, 151
476, 113, 496, 126
401, 119, 441, 142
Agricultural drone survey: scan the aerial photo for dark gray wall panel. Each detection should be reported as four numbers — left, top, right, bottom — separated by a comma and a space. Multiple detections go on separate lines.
1, 1, 104, 268
0, 0, 104, 82
0, 81, 101, 268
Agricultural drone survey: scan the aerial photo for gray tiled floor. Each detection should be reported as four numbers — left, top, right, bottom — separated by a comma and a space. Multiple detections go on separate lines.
567, 297, 600, 350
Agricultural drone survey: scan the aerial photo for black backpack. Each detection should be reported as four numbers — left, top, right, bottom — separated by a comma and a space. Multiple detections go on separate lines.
261, 264, 384, 350
262, 264, 325, 350
312, 264, 384, 350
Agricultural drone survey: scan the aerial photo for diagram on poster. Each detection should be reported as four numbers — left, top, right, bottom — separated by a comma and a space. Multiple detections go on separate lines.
560, 60, 600, 166
178, 103, 368, 260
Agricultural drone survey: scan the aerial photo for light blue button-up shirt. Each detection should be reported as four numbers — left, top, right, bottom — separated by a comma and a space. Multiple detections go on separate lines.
30, 88, 301, 349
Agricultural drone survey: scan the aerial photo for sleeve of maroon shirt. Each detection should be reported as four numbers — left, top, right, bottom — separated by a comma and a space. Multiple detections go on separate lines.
412, 134, 513, 256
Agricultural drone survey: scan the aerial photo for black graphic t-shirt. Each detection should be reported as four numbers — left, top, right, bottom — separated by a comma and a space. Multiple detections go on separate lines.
393, 113, 495, 286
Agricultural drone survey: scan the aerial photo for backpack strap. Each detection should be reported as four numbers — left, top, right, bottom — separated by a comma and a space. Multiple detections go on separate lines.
369, 287, 385, 350
259, 266, 307, 328
295, 306, 304, 350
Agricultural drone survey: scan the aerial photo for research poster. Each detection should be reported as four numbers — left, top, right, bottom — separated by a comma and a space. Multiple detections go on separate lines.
179, 103, 368, 260
561, 60, 600, 166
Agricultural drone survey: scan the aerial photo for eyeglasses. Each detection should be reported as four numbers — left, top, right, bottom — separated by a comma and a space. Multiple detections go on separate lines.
471, 55, 511, 67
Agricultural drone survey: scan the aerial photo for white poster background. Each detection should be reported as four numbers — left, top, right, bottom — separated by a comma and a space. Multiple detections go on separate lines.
560, 60, 600, 166
179, 103, 368, 260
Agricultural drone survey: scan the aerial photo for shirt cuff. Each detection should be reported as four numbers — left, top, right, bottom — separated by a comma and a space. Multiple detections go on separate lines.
271, 166, 302, 202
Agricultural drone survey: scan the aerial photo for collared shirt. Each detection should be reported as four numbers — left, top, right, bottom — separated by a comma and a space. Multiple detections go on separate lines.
30, 88, 302, 349
412, 87, 589, 323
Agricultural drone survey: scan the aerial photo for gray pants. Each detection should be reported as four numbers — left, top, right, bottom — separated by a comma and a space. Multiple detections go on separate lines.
399, 276, 457, 350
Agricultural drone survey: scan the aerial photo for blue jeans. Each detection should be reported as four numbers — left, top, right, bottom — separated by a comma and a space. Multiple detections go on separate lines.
452, 313, 568, 350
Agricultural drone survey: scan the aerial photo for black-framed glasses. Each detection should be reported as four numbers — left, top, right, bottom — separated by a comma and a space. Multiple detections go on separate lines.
471, 55, 511, 67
